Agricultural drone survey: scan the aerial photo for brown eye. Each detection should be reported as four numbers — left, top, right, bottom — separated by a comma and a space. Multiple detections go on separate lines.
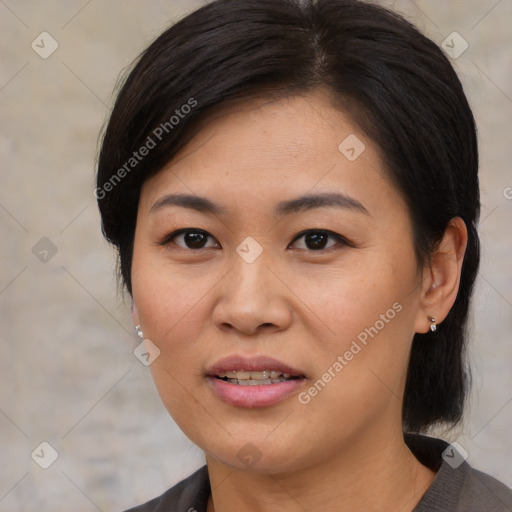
290, 230, 349, 251
161, 229, 219, 250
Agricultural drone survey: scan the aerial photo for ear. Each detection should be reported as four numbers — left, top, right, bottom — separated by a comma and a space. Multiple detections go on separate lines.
414, 217, 468, 334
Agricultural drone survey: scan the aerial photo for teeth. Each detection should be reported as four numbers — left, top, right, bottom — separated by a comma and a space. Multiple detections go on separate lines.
215, 369, 300, 385
217, 370, 295, 380
237, 379, 273, 385
224, 377, 290, 386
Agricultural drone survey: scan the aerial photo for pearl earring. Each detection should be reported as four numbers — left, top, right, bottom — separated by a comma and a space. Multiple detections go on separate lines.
429, 317, 437, 332
135, 325, 144, 339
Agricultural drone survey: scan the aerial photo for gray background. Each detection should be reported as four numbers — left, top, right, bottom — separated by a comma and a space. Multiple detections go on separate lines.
0, 1, 511, 510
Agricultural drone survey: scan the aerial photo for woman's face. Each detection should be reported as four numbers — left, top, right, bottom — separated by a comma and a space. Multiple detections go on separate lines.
131, 90, 428, 472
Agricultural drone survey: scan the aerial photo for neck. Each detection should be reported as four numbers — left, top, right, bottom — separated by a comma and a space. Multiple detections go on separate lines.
205, 429, 436, 512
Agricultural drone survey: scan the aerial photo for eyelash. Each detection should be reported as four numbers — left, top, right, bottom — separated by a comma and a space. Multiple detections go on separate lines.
159, 228, 353, 252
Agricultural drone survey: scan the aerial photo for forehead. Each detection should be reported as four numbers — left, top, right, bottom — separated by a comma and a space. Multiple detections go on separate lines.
139, 90, 402, 219
172, 91, 372, 166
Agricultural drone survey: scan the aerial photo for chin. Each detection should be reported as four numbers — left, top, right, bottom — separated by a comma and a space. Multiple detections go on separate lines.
200, 433, 313, 475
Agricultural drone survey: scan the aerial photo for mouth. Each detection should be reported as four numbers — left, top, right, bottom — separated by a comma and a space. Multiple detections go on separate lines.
206, 355, 306, 407
207, 355, 306, 383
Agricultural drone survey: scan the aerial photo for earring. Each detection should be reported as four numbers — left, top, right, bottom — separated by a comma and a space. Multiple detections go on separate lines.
135, 325, 144, 339
429, 317, 437, 332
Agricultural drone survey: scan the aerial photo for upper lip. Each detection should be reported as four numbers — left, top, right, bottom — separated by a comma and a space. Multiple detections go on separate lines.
207, 355, 305, 377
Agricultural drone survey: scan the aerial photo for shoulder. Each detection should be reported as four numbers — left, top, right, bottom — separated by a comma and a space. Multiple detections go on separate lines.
406, 434, 512, 512
122, 465, 210, 512
457, 466, 512, 511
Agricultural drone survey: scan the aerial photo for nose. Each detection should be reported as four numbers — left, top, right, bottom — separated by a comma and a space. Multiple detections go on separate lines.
211, 250, 293, 336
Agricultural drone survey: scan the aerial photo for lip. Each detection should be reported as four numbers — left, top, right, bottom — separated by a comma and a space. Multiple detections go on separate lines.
206, 354, 306, 408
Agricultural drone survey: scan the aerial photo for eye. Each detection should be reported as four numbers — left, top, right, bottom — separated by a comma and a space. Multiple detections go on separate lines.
289, 229, 349, 251
160, 229, 220, 250
160, 228, 351, 252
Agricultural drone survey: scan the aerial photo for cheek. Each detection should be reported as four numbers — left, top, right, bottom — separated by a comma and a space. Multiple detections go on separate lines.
131, 242, 217, 344
297, 301, 414, 442
133, 283, 213, 441
131, 248, 223, 423
304, 249, 416, 347
296, 247, 419, 399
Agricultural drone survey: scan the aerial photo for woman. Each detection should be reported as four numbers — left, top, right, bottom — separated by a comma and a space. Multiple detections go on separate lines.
95, 0, 512, 510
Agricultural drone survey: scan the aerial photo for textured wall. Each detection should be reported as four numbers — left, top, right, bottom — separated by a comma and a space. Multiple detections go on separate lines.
1, 1, 511, 510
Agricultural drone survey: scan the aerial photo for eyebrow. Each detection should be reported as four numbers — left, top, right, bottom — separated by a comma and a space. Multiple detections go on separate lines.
149, 192, 369, 217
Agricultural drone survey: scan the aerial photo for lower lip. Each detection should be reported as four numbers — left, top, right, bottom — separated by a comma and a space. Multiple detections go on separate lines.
207, 376, 305, 407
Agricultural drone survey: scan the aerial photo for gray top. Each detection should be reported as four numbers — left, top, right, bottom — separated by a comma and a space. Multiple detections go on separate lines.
124, 434, 512, 512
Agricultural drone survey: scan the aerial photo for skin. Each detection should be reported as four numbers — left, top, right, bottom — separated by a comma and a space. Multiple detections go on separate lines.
131, 89, 467, 512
